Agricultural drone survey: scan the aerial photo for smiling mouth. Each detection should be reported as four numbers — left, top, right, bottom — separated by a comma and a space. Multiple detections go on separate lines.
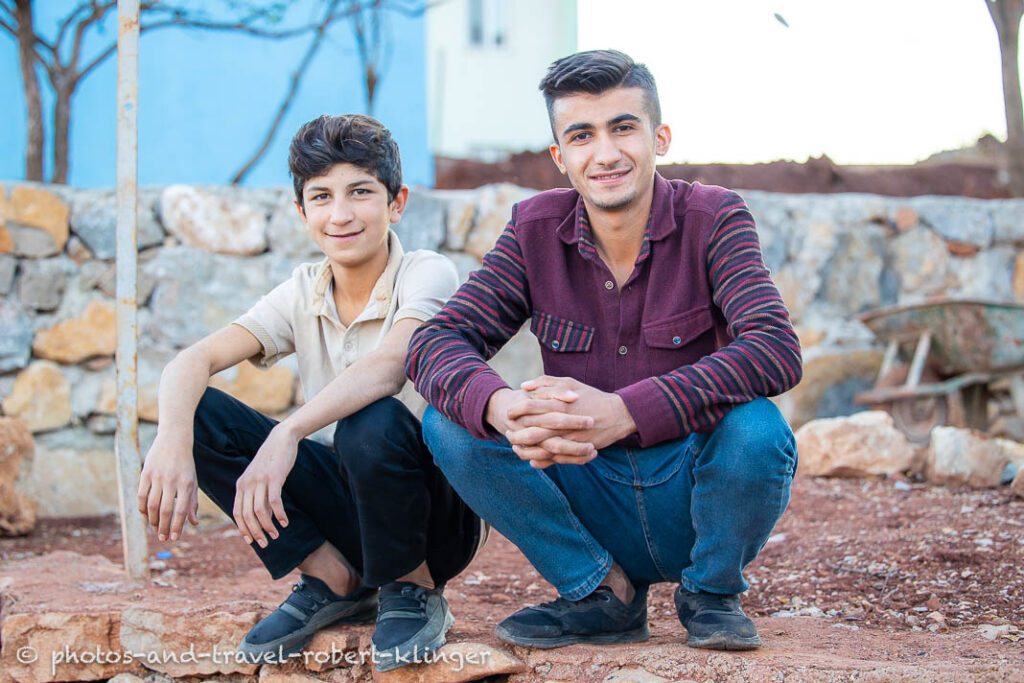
590, 169, 631, 183
326, 229, 363, 240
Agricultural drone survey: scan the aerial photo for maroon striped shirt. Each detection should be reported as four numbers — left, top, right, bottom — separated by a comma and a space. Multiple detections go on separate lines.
406, 174, 803, 447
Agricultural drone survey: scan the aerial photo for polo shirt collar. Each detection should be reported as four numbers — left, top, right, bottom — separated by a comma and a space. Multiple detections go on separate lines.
311, 229, 405, 321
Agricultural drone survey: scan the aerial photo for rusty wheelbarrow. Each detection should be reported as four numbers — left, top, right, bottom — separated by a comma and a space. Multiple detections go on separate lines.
853, 297, 1024, 443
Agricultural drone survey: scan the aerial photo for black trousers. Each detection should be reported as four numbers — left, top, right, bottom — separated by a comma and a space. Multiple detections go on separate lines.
193, 387, 480, 586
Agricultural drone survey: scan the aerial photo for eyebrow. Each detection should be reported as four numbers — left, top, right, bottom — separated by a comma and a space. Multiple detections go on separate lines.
561, 113, 642, 139
304, 179, 376, 196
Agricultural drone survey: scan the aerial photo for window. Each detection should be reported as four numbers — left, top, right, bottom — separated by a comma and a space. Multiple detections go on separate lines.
469, 0, 506, 47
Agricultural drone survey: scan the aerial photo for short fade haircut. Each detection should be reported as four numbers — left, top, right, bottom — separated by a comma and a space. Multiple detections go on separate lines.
538, 49, 661, 138
288, 114, 402, 207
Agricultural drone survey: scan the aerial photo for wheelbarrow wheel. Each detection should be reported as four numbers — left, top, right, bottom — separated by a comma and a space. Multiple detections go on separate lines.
888, 395, 948, 444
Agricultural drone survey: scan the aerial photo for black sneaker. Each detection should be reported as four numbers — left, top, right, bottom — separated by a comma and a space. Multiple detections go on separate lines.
674, 585, 761, 650
494, 584, 650, 649
372, 582, 454, 672
237, 574, 377, 663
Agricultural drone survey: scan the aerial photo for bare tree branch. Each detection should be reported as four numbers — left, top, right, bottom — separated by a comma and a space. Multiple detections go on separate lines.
55, 3, 91, 51
0, 15, 15, 35
77, 41, 117, 82
139, 5, 331, 40
231, 0, 345, 183
70, 1, 116, 74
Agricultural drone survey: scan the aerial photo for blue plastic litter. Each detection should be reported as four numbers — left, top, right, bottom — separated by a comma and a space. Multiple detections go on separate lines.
156, 551, 172, 559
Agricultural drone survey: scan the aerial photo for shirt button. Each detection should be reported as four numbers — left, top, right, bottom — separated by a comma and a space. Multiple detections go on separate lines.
344, 342, 354, 351
551, 340, 560, 350
618, 345, 628, 356
672, 336, 682, 345
604, 280, 614, 290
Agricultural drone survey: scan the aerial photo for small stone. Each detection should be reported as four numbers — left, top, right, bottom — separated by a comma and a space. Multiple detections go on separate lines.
603, 668, 672, 683
160, 185, 267, 256
32, 299, 117, 364
0, 299, 33, 372
925, 427, 1010, 487
0, 253, 15, 294
795, 411, 915, 477
210, 362, 295, 416
1, 361, 72, 433
65, 235, 93, 263
926, 596, 941, 611
17, 257, 70, 311
927, 611, 946, 623
5, 185, 70, 256
370, 641, 527, 682
265, 190, 318, 257
396, 190, 446, 252
978, 624, 1016, 641
67, 189, 164, 259
463, 184, 532, 260
0, 417, 37, 536
1013, 469, 1024, 499
945, 239, 981, 256
893, 206, 918, 231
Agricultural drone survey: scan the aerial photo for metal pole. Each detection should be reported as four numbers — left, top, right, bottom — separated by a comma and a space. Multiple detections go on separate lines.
116, 0, 149, 579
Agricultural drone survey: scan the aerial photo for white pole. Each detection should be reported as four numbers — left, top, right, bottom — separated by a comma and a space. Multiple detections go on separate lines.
116, 0, 149, 580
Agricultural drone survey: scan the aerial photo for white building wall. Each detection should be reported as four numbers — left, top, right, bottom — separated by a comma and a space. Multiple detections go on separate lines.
427, 0, 577, 159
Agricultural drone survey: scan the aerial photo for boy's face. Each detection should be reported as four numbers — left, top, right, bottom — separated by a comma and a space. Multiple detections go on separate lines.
297, 163, 407, 272
548, 86, 670, 213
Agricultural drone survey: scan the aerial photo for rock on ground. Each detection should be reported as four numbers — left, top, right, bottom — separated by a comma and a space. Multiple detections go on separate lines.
0, 417, 37, 535
795, 411, 915, 477
925, 427, 1010, 487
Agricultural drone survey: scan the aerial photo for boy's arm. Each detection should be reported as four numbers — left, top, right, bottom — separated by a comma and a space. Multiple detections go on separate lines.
233, 316, 422, 548
137, 324, 264, 541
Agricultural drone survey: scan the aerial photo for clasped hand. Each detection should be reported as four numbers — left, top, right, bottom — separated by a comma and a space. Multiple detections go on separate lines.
488, 375, 637, 469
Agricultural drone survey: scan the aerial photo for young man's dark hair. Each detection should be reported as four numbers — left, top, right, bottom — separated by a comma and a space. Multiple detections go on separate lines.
288, 114, 403, 206
538, 49, 662, 134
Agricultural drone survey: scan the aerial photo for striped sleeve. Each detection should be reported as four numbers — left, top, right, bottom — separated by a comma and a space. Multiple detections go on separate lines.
616, 192, 803, 447
405, 215, 531, 440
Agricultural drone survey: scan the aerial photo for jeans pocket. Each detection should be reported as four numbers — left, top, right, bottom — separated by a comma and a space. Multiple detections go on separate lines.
593, 442, 692, 488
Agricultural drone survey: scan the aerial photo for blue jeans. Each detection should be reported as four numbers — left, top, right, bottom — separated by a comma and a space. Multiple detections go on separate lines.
423, 397, 797, 601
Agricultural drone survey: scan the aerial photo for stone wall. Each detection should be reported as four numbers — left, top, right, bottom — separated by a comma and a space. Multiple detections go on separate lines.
1, 181, 1022, 518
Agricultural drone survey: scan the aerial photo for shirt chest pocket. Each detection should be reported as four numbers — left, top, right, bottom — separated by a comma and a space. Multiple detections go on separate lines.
531, 311, 595, 353
641, 304, 717, 374
530, 310, 595, 378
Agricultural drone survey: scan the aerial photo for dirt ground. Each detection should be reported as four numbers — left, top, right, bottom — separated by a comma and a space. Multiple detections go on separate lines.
2, 476, 1023, 681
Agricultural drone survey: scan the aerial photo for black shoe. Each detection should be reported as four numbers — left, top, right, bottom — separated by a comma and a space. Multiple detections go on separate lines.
371, 582, 454, 672
674, 585, 761, 650
237, 575, 377, 663
494, 584, 650, 649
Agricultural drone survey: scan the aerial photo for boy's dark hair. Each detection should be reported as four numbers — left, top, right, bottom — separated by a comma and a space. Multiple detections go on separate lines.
288, 114, 402, 207
538, 49, 661, 137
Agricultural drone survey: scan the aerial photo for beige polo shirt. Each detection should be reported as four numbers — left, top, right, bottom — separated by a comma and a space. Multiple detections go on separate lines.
233, 230, 458, 444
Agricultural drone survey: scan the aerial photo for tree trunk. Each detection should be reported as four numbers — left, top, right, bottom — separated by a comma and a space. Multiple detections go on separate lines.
14, 0, 44, 181
52, 78, 73, 185
987, 0, 1024, 196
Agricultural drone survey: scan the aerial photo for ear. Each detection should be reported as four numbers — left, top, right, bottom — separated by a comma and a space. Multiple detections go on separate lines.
294, 200, 307, 222
549, 143, 567, 175
389, 185, 409, 223
654, 124, 671, 157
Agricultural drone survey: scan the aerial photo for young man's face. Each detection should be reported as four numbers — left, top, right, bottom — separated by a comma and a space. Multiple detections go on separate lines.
548, 86, 670, 213
297, 163, 407, 271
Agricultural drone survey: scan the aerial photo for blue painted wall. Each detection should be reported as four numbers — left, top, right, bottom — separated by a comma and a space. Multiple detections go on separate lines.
0, 2, 431, 188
